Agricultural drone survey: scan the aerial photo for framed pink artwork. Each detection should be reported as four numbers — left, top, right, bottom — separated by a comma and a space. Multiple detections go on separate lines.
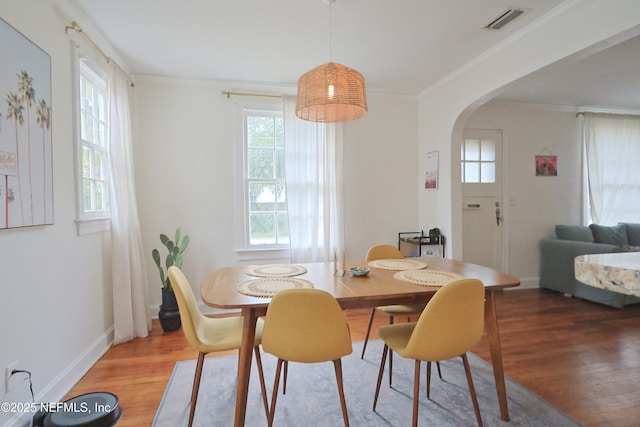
535, 155, 557, 176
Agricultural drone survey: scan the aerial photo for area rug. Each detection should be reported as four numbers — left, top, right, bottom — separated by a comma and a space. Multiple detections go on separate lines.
153, 340, 582, 427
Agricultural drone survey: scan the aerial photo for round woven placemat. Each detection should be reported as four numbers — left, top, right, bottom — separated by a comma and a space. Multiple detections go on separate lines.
244, 264, 307, 278
237, 277, 314, 297
368, 258, 428, 270
394, 269, 466, 287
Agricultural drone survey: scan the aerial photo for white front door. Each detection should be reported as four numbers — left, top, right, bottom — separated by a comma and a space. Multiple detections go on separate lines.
461, 129, 504, 270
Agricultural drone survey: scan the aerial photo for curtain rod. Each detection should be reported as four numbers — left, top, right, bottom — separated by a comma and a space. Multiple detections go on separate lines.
65, 21, 135, 88
221, 91, 281, 99
577, 110, 640, 118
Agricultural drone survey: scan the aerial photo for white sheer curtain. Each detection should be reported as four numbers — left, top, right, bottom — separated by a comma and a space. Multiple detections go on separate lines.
108, 62, 151, 344
283, 95, 344, 263
583, 113, 640, 225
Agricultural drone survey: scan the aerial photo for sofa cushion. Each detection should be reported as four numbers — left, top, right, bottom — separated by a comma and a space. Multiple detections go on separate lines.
555, 225, 593, 242
589, 223, 628, 246
622, 223, 640, 246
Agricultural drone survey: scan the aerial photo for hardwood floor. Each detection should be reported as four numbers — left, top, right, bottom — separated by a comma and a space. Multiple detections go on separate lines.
66, 288, 640, 426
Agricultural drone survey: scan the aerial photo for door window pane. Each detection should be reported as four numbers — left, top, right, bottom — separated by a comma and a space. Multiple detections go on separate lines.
481, 140, 495, 161
465, 163, 480, 183
462, 138, 496, 184
481, 163, 495, 183
464, 139, 480, 161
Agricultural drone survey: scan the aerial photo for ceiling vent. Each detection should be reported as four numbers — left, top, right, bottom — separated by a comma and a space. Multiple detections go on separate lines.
485, 8, 525, 30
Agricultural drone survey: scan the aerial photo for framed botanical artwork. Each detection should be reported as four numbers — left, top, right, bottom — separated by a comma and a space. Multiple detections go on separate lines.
425, 151, 439, 189
0, 17, 53, 229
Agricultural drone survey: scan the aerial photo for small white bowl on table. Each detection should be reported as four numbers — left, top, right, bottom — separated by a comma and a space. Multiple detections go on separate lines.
350, 267, 370, 277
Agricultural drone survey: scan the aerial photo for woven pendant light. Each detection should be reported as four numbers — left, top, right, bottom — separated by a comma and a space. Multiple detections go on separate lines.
296, 62, 367, 122
295, 0, 367, 122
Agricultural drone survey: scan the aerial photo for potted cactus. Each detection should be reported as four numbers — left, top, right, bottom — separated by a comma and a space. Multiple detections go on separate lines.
152, 227, 189, 332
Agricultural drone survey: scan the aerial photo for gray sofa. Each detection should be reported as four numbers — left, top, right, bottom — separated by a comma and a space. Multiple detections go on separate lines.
539, 223, 640, 308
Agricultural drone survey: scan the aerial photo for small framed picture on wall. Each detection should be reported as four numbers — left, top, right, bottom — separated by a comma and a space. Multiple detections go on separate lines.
535, 154, 558, 176
425, 151, 439, 189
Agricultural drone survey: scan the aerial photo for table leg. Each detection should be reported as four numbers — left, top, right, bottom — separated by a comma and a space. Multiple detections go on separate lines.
485, 290, 509, 421
234, 308, 258, 427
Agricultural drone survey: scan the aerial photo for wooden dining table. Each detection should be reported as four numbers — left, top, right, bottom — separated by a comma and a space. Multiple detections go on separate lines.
200, 256, 520, 426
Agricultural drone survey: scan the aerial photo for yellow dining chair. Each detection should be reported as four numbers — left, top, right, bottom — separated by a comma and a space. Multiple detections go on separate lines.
361, 244, 425, 359
372, 278, 485, 427
167, 266, 269, 427
261, 288, 353, 427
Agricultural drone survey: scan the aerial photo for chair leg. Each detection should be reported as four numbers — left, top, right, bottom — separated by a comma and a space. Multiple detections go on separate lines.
373, 344, 389, 411
361, 308, 376, 358
461, 354, 483, 427
412, 360, 421, 427
425, 360, 443, 399
426, 361, 431, 399
254, 346, 269, 420
389, 349, 394, 387
333, 359, 350, 427
268, 359, 285, 427
283, 360, 288, 395
188, 352, 206, 427
388, 316, 394, 386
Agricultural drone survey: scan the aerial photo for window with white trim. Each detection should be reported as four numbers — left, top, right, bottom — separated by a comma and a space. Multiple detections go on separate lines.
242, 108, 289, 248
77, 60, 110, 223
76, 57, 111, 234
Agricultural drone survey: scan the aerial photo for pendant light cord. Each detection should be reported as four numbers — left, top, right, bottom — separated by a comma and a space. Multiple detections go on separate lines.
329, 1, 333, 61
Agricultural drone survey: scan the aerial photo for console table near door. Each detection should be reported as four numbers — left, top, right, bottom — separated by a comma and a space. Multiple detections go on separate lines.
575, 252, 640, 297
398, 231, 446, 257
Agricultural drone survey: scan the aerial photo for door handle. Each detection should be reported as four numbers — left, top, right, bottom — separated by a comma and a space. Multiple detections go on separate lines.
495, 202, 503, 226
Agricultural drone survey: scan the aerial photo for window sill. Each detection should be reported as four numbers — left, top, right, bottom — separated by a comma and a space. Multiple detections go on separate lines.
75, 218, 111, 236
235, 247, 291, 264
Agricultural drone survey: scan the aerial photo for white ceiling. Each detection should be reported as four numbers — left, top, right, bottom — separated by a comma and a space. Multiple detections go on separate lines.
65, 0, 640, 109
496, 32, 640, 109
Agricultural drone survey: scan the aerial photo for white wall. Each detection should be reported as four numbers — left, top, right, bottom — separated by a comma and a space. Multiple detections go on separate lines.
133, 77, 419, 309
343, 93, 419, 260
0, 2, 113, 426
133, 77, 239, 302
466, 101, 582, 284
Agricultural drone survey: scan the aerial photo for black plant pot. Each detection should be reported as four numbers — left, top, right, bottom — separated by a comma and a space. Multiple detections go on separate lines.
159, 288, 181, 332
